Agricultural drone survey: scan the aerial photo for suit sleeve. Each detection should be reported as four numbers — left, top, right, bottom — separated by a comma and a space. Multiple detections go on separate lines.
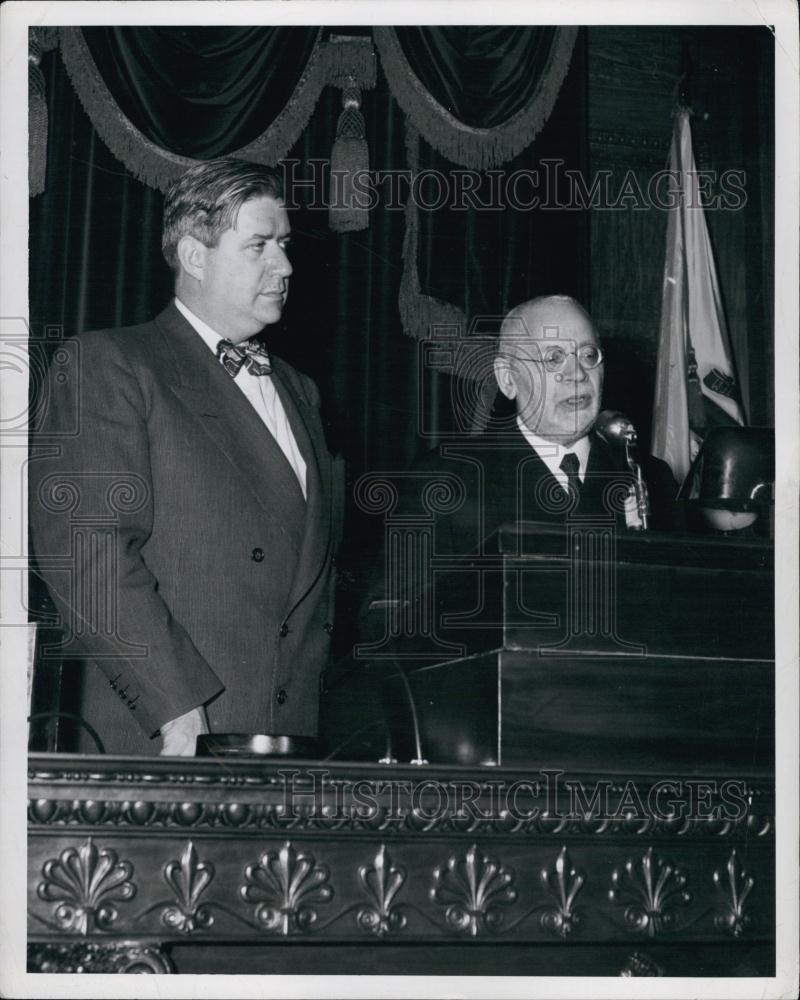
29, 333, 224, 737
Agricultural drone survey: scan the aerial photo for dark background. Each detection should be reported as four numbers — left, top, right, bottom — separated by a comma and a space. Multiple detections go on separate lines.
27, 25, 775, 747
29, 25, 774, 473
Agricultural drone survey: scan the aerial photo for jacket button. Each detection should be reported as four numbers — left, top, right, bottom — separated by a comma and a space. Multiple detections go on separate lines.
279, 624, 289, 637
323, 622, 334, 635
251, 548, 265, 562
276, 688, 288, 705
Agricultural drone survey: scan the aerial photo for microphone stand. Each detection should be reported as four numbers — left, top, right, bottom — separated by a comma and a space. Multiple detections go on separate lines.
623, 434, 650, 531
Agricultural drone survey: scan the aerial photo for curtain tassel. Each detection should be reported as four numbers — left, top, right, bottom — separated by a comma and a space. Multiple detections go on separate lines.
329, 78, 369, 233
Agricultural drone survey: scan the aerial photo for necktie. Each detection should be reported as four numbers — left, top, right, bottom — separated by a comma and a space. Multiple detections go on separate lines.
560, 452, 582, 504
216, 338, 272, 377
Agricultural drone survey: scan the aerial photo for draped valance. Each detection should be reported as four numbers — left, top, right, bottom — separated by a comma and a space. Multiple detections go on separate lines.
44, 27, 376, 192
373, 26, 578, 169
28, 24, 580, 368
30, 25, 576, 191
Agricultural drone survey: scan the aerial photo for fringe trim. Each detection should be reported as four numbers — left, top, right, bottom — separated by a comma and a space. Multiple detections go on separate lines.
329, 136, 370, 232
57, 28, 377, 193
59, 27, 204, 190
31, 26, 60, 52
29, 32, 48, 197
374, 26, 578, 169
29, 79, 48, 197
325, 35, 377, 89
398, 125, 467, 343
399, 125, 499, 432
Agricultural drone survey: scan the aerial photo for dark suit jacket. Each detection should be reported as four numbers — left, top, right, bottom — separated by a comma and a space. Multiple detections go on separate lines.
29, 303, 344, 754
406, 426, 682, 558
360, 425, 680, 634
422, 428, 677, 554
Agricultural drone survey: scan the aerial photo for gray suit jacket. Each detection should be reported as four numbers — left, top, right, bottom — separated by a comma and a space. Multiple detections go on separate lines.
29, 302, 344, 754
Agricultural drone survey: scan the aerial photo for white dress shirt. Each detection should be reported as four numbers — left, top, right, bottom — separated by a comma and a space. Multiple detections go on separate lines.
175, 298, 307, 498
516, 416, 591, 491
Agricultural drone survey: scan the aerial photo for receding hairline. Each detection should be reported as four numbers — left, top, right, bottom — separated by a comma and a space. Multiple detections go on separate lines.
498, 295, 597, 353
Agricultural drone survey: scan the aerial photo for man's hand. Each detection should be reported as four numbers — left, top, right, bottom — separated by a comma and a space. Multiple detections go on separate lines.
159, 707, 208, 756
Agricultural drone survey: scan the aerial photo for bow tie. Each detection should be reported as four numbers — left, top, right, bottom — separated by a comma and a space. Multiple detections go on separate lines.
216, 338, 272, 377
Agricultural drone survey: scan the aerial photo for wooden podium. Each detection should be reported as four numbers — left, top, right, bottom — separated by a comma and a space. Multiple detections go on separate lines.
27, 524, 776, 977
321, 523, 774, 774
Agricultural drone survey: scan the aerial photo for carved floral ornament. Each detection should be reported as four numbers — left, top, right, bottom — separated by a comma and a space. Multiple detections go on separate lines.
241, 841, 333, 935
430, 843, 517, 935
32, 837, 760, 945
608, 846, 691, 937
160, 841, 215, 933
28, 941, 174, 975
713, 849, 754, 937
357, 844, 408, 935
538, 846, 586, 938
36, 837, 136, 935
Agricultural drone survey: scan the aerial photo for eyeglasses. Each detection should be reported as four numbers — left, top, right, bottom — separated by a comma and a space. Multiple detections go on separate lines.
522, 344, 604, 373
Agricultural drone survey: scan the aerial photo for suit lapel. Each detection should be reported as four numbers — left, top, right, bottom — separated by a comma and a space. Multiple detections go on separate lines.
155, 304, 306, 550
271, 360, 333, 616
498, 428, 565, 526
442, 431, 562, 554
582, 435, 627, 521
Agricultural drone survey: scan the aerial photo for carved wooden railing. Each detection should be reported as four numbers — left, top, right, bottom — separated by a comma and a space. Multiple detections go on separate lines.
28, 754, 774, 976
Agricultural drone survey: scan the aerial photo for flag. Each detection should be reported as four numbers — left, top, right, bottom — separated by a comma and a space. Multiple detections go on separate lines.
651, 108, 745, 486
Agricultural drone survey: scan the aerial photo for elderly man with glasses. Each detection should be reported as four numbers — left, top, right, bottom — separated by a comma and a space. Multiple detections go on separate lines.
386, 295, 681, 572
486, 294, 679, 528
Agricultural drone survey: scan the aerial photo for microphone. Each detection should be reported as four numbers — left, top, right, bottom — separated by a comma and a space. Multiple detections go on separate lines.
594, 410, 650, 530
595, 409, 638, 447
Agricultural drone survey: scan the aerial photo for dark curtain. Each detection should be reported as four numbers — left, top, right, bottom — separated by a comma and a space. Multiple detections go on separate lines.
417, 31, 588, 319
29, 52, 171, 342
31, 28, 588, 471
28, 30, 586, 746
83, 27, 320, 157
396, 26, 563, 127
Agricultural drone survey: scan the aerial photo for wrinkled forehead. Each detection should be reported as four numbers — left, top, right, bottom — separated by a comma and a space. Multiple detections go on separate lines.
500, 305, 598, 355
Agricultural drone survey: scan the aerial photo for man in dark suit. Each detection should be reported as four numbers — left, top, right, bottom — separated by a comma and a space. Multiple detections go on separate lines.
30, 159, 343, 756
363, 295, 679, 631
412, 293, 680, 557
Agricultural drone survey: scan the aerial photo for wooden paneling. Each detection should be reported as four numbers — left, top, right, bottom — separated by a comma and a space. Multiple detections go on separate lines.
28, 754, 774, 976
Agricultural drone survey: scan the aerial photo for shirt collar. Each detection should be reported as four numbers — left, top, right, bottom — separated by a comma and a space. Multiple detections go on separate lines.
516, 416, 592, 480
174, 297, 227, 354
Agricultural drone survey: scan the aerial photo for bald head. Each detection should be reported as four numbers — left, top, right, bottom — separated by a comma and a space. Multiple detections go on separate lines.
494, 295, 604, 445
498, 295, 594, 354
